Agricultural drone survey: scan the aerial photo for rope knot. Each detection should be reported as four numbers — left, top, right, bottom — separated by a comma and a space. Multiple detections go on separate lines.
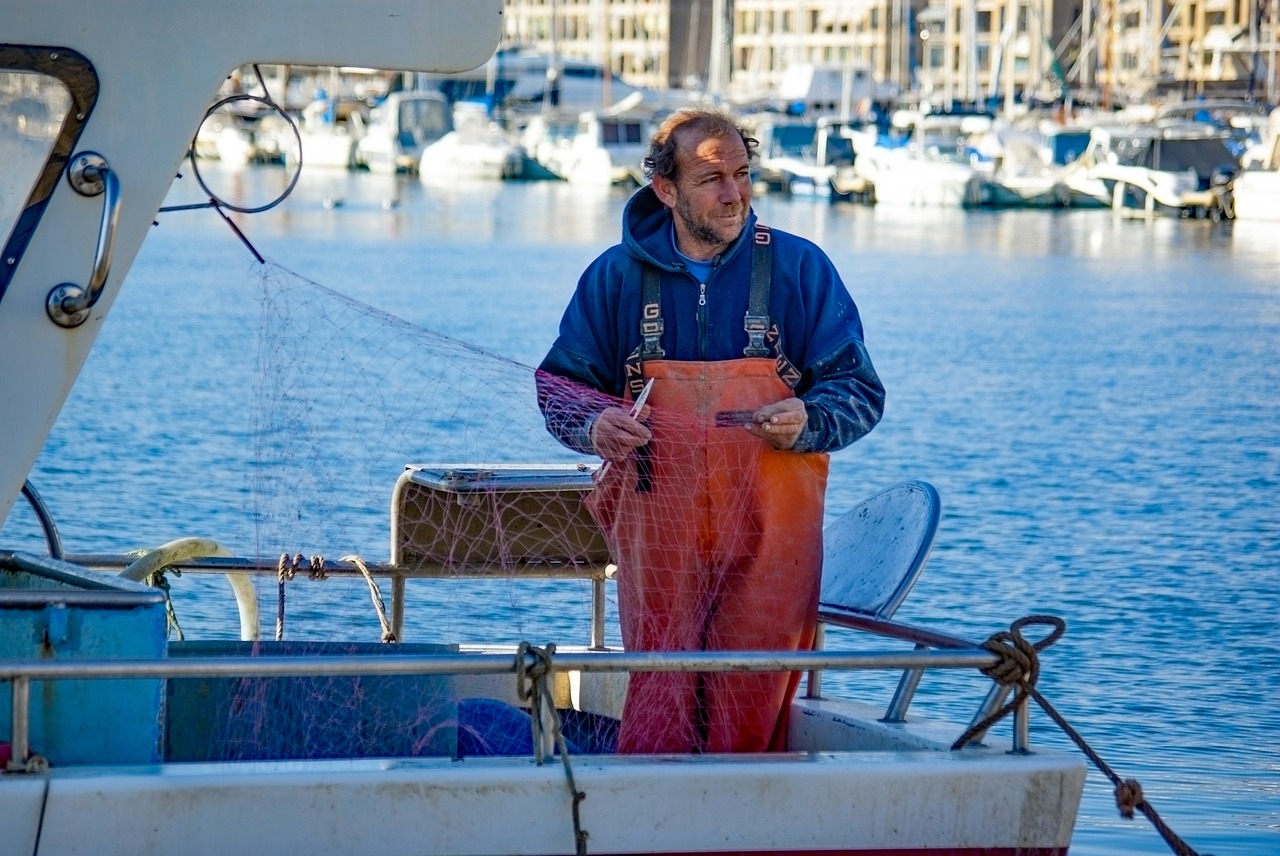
515, 641, 557, 704
980, 629, 1037, 688
277, 552, 302, 583
950, 615, 1066, 752
979, 614, 1065, 689
952, 615, 1207, 856
1116, 778, 1145, 819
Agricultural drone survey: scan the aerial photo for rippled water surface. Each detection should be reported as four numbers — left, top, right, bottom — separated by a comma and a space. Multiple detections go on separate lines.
4, 164, 1278, 855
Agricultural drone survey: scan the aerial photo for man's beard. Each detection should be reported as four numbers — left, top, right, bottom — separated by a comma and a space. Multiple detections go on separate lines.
675, 193, 744, 250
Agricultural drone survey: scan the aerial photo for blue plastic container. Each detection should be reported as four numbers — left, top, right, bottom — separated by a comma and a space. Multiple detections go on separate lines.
0, 552, 167, 766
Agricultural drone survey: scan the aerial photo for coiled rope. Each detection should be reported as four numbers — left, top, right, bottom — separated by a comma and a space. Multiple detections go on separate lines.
516, 642, 589, 856
952, 615, 1208, 856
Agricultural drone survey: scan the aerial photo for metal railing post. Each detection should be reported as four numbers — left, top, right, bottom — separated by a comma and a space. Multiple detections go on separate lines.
7, 676, 30, 771
590, 575, 606, 650
881, 643, 928, 722
1011, 695, 1032, 754
805, 622, 825, 699
391, 575, 406, 641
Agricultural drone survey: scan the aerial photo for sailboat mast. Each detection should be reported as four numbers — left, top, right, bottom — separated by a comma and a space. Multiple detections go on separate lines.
1270, 0, 1278, 103
709, 0, 727, 101
543, 0, 559, 109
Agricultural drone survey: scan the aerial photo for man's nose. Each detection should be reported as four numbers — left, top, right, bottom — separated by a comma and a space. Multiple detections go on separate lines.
718, 177, 744, 202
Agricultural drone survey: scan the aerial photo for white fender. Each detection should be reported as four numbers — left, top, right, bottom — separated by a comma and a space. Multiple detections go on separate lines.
121, 537, 260, 641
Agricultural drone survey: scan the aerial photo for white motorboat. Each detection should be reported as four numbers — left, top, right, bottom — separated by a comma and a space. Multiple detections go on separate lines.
355, 90, 451, 174
963, 123, 1103, 209
423, 45, 650, 119
856, 112, 993, 207
192, 99, 291, 167
1058, 122, 1239, 218
1229, 109, 1280, 221
287, 96, 368, 170
560, 110, 652, 186
0, 3, 1088, 855
747, 114, 872, 201
518, 110, 579, 178
418, 101, 524, 181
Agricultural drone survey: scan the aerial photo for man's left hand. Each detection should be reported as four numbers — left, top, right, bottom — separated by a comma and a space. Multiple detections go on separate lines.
746, 398, 808, 450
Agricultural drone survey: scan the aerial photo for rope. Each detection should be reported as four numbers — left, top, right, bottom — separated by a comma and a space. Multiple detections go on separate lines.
275, 553, 292, 641
342, 555, 396, 643
952, 615, 1208, 856
143, 568, 185, 641
516, 642, 589, 856
276, 553, 330, 641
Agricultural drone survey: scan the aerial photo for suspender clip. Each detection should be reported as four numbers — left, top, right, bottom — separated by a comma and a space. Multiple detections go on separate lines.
743, 313, 770, 357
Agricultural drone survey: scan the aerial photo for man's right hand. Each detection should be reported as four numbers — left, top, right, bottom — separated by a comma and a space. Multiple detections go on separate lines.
591, 406, 652, 462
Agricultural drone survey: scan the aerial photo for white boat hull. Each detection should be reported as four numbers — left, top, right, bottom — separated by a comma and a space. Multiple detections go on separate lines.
1231, 170, 1280, 220
6, 697, 1083, 856
866, 160, 974, 207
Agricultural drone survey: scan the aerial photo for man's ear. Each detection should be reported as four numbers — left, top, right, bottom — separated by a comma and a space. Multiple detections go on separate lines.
651, 174, 677, 208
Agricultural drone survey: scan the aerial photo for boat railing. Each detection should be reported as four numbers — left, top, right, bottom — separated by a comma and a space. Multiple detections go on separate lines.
6, 550, 1035, 770
812, 609, 1014, 747
63, 552, 613, 647
2, 641, 1012, 773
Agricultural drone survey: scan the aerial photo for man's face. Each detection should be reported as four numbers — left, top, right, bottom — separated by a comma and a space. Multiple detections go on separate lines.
653, 130, 752, 261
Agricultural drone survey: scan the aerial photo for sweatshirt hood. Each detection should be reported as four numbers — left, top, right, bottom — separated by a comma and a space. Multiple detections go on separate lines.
621, 184, 758, 272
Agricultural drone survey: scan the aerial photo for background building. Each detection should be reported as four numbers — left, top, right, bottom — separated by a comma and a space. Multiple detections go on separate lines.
498, 0, 1279, 108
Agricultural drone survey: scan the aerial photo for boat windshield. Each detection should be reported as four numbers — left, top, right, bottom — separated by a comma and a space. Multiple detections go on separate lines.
823, 134, 855, 165
770, 124, 818, 158
0, 69, 72, 250
1050, 131, 1090, 165
916, 124, 969, 161
398, 97, 450, 146
601, 120, 644, 145
1111, 134, 1236, 177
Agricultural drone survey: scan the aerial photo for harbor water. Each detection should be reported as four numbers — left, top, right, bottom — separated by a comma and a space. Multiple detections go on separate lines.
3, 163, 1278, 855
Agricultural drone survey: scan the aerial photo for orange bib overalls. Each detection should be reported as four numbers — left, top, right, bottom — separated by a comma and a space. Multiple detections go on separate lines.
588, 227, 829, 753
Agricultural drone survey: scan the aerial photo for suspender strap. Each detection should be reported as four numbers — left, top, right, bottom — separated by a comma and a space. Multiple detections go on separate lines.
640, 264, 665, 361
743, 225, 772, 357
622, 264, 664, 398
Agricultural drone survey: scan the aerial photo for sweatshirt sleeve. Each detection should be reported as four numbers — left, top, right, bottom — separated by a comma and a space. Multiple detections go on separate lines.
535, 256, 626, 454
791, 336, 885, 454
780, 240, 886, 454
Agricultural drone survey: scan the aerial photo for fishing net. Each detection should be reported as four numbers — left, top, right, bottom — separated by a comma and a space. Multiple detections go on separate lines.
207, 260, 823, 758
250, 262, 605, 645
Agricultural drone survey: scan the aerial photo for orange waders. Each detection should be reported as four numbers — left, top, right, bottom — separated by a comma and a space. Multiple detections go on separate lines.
587, 229, 829, 753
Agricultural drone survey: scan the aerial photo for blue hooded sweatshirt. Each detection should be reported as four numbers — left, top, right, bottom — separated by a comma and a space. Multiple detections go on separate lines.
537, 185, 884, 454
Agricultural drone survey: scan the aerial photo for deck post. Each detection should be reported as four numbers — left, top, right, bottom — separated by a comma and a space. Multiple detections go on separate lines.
7, 676, 30, 771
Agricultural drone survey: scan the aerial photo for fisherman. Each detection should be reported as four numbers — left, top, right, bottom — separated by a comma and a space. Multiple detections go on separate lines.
536, 107, 885, 753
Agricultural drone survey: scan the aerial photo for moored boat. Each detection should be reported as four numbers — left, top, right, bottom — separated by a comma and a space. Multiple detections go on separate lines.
355, 90, 451, 174
1229, 108, 1280, 220
1, 3, 1089, 855
1058, 121, 1239, 218
418, 101, 525, 181
855, 112, 993, 208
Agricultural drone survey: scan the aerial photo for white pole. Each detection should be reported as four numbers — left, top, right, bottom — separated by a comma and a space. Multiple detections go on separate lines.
1082, 0, 1092, 91
944, 0, 954, 108
1270, 0, 1278, 104
968, 0, 979, 104
709, 0, 725, 101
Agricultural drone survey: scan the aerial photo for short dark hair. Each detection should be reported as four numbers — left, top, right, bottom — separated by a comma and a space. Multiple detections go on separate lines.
643, 107, 758, 182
